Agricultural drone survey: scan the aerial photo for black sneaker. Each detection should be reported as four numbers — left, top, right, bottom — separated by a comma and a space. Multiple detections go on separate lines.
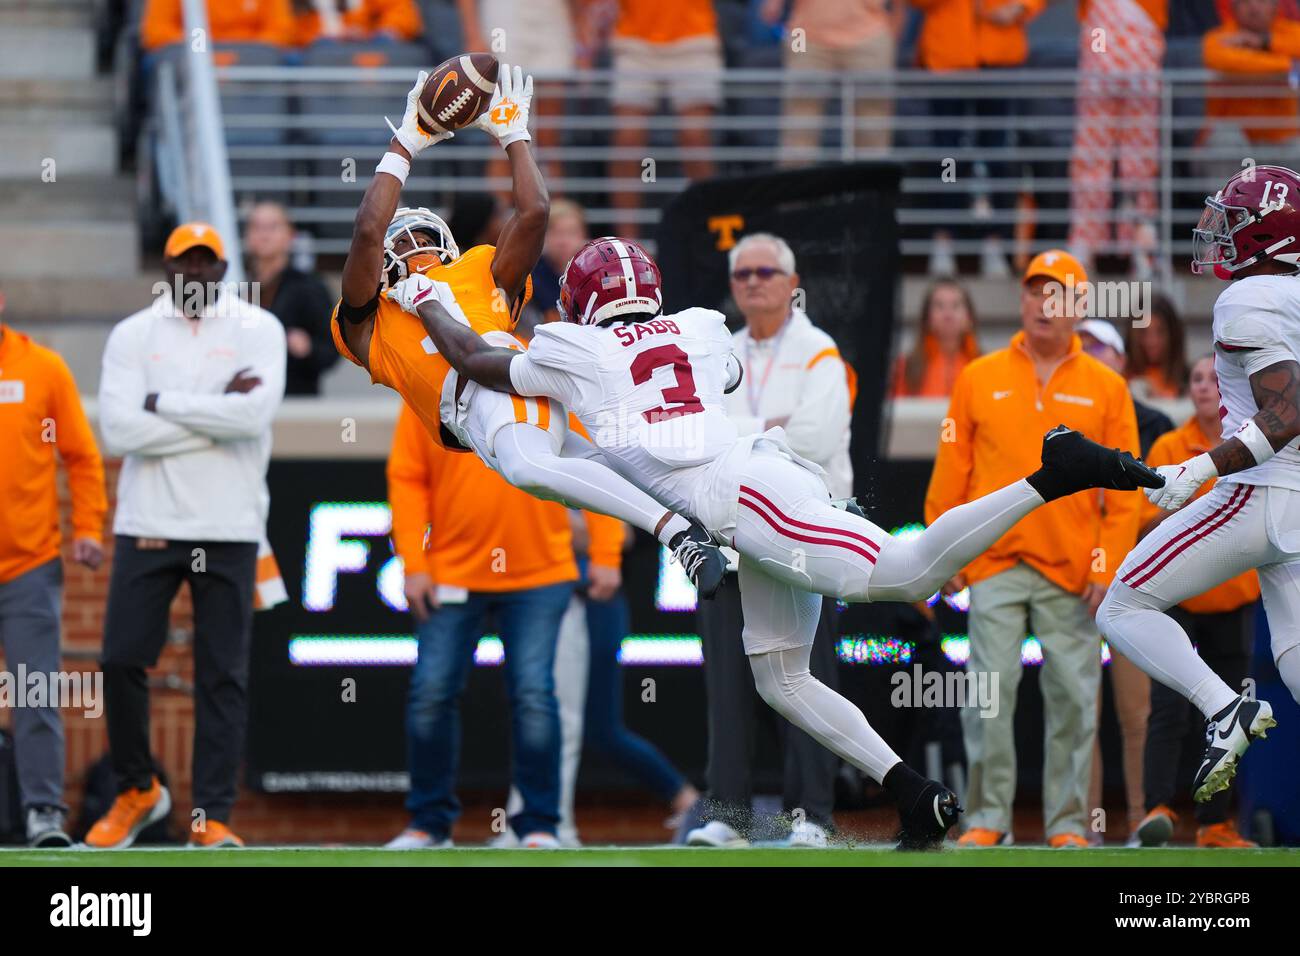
896, 781, 963, 851
1027, 425, 1164, 502
670, 524, 726, 600
1192, 696, 1276, 803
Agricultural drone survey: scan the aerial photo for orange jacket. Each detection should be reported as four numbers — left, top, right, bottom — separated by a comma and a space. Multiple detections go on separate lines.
925, 332, 1141, 593
1203, 16, 1300, 145
0, 328, 106, 584
386, 403, 623, 592
912, 0, 1044, 71
891, 334, 980, 398
1077, 0, 1166, 31
295, 0, 423, 46
140, 0, 295, 50
1139, 418, 1261, 614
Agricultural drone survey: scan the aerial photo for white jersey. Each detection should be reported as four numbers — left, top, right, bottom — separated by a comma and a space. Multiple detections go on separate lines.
1213, 274, 1300, 492
508, 308, 754, 529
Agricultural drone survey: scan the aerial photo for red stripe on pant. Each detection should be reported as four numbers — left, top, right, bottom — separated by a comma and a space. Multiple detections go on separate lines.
1122, 485, 1254, 590
739, 484, 881, 553
1120, 484, 1245, 586
738, 488, 880, 565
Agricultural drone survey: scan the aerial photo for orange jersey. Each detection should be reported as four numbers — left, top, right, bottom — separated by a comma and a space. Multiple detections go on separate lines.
332, 244, 529, 447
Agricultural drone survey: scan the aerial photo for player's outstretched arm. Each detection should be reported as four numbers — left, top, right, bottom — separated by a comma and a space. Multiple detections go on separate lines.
1148, 357, 1300, 510
415, 295, 517, 391
476, 65, 547, 307
340, 72, 452, 363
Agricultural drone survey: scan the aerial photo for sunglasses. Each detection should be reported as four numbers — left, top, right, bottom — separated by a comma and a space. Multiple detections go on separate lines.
731, 266, 787, 282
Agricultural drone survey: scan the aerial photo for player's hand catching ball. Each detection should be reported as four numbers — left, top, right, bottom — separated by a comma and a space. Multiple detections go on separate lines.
386, 70, 453, 156
1145, 453, 1216, 511
386, 274, 471, 325
474, 63, 533, 148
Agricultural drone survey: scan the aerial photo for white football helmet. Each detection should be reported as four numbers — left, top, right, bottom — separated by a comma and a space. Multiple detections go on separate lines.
383, 206, 459, 287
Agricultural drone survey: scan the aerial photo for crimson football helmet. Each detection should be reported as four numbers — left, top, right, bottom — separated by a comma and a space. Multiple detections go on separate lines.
557, 236, 663, 325
1193, 165, 1300, 277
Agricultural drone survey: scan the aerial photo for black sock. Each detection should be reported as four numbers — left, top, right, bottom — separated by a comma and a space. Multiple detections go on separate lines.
883, 761, 927, 807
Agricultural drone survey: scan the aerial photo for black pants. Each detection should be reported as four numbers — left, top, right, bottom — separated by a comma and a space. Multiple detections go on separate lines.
1143, 604, 1254, 824
696, 574, 840, 831
101, 536, 258, 822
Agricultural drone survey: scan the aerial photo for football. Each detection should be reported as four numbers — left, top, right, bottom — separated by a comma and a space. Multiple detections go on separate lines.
416, 52, 498, 135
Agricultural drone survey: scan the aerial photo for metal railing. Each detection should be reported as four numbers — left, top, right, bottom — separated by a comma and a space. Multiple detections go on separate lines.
156, 62, 1300, 269
152, 0, 244, 284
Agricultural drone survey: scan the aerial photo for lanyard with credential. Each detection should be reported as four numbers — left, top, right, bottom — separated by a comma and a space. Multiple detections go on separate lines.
745, 316, 792, 417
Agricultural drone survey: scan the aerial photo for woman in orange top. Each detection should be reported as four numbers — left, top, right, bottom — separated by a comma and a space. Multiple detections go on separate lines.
892, 279, 980, 398
1132, 355, 1261, 848
140, 0, 295, 50
1125, 291, 1188, 399
293, 0, 423, 46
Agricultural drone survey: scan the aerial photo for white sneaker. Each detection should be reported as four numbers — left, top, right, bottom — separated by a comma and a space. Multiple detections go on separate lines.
384, 828, 452, 849
522, 832, 561, 849
786, 819, 830, 848
685, 820, 749, 848
26, 806, 73, 848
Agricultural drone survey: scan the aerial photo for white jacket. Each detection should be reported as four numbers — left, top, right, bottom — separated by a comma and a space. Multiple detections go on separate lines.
723, 308, 853, 497
99, 291, 286, 542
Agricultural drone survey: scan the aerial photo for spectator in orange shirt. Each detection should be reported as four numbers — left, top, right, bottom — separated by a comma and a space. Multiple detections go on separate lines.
1199, 0, 1300, 182
1124, 292, 1188, 400
293, 0, 422, 46
925, 249, 1141, 848
1131, 355, 1262, 849
383, 402, 624, 848
915, 0, 1045, 278
891, 278, 981, 398
140, 0, 295, 50
0, 302, 106, 847
596, 0, 724, 235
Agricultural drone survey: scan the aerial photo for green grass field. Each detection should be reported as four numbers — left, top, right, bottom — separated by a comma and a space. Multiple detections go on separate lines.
1, 846, 1297, 867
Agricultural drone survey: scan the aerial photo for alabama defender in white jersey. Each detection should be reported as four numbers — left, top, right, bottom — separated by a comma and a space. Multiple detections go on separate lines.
1098, 165, 1300, 804
335, 69, 725, 597
392, 236, 1162, 848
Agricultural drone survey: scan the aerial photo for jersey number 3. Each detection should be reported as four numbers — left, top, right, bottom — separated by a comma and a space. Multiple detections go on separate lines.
630, 344, 704, 422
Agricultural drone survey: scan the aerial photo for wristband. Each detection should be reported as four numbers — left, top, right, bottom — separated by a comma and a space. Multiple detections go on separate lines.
498, 129, 531, 149
1233, 418, 1277, 466
375, 150, 411, 184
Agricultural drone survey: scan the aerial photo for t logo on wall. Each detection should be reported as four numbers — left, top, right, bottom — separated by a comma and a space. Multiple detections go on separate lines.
302, 502, 408, 612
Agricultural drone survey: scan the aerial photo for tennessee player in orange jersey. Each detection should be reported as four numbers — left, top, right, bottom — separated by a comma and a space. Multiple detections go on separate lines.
332, 65, 725, 595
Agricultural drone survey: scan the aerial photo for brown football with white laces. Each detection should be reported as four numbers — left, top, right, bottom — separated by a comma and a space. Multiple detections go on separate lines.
417, 52, 498, 134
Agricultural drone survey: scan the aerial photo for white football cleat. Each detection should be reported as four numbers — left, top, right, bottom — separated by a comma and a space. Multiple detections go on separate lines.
685, 820, 749, 848
786, 819, 830, 848
1193, 696, 1276, 803
521, 832, 562, 849
384, 828, 452, 849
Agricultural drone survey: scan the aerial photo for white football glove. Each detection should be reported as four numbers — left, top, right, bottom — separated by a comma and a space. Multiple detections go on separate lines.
385, 274, 469, 325
385, 70, 453, 157
473, 62, 533, 148
1145, 453, 1217, 511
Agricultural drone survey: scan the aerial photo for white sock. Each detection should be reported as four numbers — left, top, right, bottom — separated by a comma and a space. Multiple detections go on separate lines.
494, 424, 683, 541
1276, 645, 1300, 706
1098, 583, 1238, 718
749, 643, 901, 783
871, 480, 1041, 601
